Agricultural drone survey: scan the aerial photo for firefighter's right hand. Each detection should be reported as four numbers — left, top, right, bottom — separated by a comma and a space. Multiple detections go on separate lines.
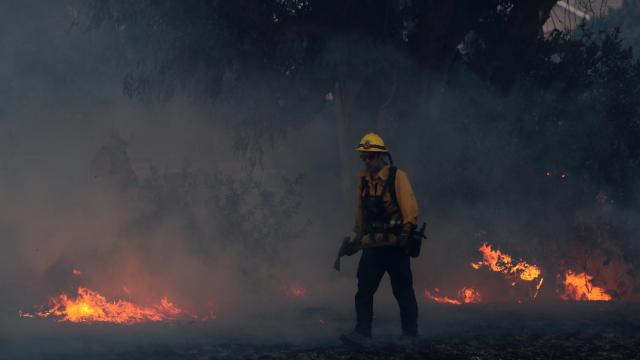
343, 236, 361, 256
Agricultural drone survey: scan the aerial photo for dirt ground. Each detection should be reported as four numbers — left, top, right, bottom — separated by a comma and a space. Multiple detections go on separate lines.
2, 302, 640, 360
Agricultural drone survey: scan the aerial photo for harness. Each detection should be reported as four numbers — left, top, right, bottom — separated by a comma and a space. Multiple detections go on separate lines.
360, 166, 403, 239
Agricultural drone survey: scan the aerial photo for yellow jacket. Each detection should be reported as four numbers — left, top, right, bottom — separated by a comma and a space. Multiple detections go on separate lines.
354, 165, 418, 248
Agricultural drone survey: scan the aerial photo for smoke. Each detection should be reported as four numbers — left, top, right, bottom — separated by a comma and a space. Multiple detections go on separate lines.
0, 0, 349, 328
2, 3, 640, 359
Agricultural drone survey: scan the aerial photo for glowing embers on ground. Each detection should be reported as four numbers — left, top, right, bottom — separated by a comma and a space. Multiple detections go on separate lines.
22, 287, 183, 324
424, 287, 482, 305
561, 270, 613, 301
471, 242, 544, 299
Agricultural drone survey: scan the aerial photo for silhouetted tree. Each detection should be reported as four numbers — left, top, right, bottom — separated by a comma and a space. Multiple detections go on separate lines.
86, 0, 559, 100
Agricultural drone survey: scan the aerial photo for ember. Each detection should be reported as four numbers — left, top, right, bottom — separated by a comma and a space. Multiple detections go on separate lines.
21, 287, 183, 324
561, 270, 612, 301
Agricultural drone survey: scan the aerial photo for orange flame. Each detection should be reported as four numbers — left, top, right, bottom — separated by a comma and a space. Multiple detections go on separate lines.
471, 242, 544, 298
424, 287, 482, 305
459, 287, 482, 304
561, 270, 612, 301
25, 287, 183, 324
424, 290, 461, 304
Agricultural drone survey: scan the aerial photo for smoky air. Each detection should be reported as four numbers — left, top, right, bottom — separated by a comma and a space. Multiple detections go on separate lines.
1, 1, 640, 359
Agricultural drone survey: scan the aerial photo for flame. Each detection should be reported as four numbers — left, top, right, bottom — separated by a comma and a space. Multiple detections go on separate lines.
424, 287, 481, 305
561, 270, 612, 301
459, 287, 482, 304
72, 269, 82, 276
24, 287, 183, 324
424, 290, 461, 304
471, 242, 544, 298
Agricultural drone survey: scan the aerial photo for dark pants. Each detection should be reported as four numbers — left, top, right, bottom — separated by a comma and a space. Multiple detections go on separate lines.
355, 246, 418, 337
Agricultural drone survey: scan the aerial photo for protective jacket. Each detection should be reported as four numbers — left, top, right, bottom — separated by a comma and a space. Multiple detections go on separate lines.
354, 165, 418, 248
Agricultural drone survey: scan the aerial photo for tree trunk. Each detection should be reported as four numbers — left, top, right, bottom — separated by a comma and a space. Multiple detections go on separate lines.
376, 72, 397, 134
334, 81, 351, 208
488, 0, 558, 87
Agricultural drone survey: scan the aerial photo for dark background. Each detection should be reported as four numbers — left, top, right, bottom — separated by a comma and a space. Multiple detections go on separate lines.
1, 1, 640, 358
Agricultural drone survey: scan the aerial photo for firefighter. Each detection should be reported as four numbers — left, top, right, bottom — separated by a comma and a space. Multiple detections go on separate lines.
340, 132, 420, 347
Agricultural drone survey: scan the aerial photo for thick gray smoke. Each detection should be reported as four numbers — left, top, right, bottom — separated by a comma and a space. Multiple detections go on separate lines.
0, 0, 352, 331
1, 2, 640, 359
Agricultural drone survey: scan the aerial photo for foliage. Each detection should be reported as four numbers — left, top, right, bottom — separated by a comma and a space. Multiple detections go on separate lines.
83, 2, 640, 202
599, 0, 640, 57
520, 27, 640, 204
122, 162, 309, 277
83, 1, 640, 270
84, 1, 558, 100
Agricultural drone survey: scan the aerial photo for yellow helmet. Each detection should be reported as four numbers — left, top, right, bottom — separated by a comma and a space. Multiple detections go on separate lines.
355, 132, 389, 153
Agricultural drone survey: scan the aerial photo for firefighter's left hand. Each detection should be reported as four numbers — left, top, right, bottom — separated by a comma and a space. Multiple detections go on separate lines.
398, 223, 413, 247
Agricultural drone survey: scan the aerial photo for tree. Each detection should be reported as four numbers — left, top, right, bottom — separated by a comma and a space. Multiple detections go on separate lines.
81, 1, 640, 295
600, 0, 640, 56
86, 1, 560, 100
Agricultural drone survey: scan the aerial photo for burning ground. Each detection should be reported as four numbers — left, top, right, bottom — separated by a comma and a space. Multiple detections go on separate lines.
4, 303, 640, 359
3, 1, 640, 359
6, 237, 640, 359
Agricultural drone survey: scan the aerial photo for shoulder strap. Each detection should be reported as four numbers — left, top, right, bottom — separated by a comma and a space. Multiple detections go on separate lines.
360, 176, 369, 198
385, 166, 398, 206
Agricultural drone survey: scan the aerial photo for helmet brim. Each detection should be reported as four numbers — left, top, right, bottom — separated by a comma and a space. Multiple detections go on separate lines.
355, 146, 389, 153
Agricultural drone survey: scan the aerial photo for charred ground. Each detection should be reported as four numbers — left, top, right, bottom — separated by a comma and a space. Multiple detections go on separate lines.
2, 1, 640, 359
4, 303, 640, 360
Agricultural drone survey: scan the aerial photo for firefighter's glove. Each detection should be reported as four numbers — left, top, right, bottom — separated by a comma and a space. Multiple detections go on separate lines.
398, 223, 414, 248
344, 236, 361, 256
